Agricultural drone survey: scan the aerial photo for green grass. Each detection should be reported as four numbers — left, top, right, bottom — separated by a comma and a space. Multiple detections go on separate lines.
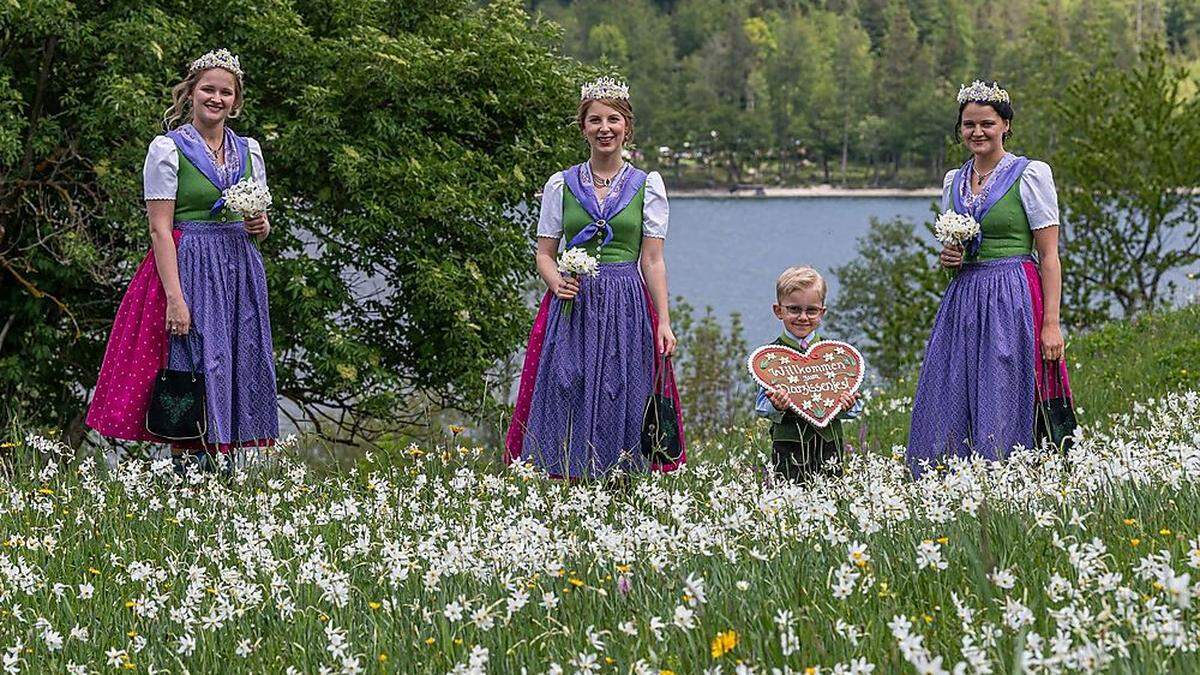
0, 305, 1198, 673
827, 303, 1200, 459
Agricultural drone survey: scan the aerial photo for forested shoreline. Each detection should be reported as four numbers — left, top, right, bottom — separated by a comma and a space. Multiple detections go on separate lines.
533, 0, 1200, 188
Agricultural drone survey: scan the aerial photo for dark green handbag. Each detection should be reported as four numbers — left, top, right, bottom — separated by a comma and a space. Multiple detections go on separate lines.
146, 335, 207, 441
1035, 365, 1077, 453
641, 356, 682, 465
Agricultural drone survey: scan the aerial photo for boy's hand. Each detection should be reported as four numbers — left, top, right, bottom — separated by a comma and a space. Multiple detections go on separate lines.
837, 391, 859, 413
767, 386, 791, 412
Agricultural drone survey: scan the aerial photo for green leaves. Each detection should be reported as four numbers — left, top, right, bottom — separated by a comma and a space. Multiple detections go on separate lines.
1052, 44, 1200, 326
0, 0, 584, 441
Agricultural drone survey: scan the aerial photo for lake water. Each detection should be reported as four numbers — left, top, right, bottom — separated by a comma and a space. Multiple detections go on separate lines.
664, 196, 939, 344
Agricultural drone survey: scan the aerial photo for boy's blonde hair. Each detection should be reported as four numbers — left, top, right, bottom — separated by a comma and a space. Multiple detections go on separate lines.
775, 266, 827, 302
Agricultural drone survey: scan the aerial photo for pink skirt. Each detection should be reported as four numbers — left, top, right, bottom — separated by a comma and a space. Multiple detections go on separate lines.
85, 234, 183, 442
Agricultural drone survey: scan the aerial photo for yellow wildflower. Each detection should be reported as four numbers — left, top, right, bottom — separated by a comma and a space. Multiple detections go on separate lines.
449, 425, 466, 436
1131, 538, 1141, 547
568, 577, 585, 587
1160, 528, 1172, 536
936, 536, 949, 545
1124, 518, 1136, 525
425, 637, 436, 645
710, 630, 739, 658
378, 653, 388, 663
369, 601, 381, 610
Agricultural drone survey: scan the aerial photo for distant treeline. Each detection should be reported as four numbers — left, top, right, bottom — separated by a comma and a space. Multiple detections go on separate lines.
533, 0, 1200, 187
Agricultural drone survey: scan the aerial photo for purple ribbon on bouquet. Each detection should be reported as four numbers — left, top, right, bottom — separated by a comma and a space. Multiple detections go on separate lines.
950, 153, 1030, 257
562, 162, 648, 249
167, 124, 250, 216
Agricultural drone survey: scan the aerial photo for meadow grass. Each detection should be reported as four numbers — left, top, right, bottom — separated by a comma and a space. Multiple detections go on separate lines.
1, 306, 1199, 673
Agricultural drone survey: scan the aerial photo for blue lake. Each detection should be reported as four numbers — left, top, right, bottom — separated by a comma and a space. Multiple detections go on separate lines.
663, 196, 939, 344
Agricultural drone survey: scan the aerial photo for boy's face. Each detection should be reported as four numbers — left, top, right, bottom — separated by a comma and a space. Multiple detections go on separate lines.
773, 286, 826, 340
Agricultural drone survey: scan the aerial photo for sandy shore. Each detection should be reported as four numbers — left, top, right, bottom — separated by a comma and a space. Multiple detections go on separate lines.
671, 185, 941, 199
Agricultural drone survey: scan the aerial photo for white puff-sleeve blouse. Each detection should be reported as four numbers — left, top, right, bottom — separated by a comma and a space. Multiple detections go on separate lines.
142, 135, 268, 201
536, 170, 669, 240
939, 159, 1060, 230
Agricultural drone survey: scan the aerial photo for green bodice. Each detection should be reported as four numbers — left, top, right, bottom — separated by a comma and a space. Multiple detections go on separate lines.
769, 332, 844, 444
172, 150, 255, 223
562, 186, 645, 263
973, 181, 1034, 261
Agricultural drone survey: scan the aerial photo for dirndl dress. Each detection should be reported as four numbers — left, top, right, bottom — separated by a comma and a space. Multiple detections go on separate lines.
86, 124, 278, 450
505, 163, 686, 478
906, 154, 1072, 476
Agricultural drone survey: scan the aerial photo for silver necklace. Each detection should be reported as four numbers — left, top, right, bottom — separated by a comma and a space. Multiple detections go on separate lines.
589, 162, 624, 188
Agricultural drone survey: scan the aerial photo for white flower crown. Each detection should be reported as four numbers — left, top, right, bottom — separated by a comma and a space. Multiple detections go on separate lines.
957, 80, 1009, 105
190, 49, 243, 80
580, 76, 629, 101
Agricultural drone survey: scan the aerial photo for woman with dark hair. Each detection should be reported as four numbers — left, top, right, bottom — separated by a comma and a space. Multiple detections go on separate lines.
504, 77, 686, 479
906, 81, 1071, 477
87, 49, 278, 470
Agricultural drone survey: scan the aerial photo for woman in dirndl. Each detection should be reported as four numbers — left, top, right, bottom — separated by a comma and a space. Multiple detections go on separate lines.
86, 49, 278, 469
505, 77, 686, 479
906, 80, 1072, 477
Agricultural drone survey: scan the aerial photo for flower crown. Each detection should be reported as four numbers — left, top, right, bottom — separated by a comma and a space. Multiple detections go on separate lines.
580, 76, 629, 101
189, 48, 244, 80
957, 80, 1009, 105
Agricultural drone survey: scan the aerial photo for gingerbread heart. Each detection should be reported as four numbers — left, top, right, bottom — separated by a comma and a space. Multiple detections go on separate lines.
747, 341, 865, 428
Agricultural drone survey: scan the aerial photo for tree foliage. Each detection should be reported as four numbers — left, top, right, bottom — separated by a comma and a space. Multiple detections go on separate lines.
0, 0, 584, 442
1053, 44, 1200, 326
536, 0, 1198, 187
828, 217, 944, 380
671, 299, 751, 441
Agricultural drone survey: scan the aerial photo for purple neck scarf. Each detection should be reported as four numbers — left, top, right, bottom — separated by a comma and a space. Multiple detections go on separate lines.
950, 153, 1030, 256
562, 162, 648, 249
167, 123, 249, 216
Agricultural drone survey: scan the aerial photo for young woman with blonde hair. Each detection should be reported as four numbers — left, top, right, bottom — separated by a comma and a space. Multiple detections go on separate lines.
505, 77, 686, 478
87, 49, 277, 470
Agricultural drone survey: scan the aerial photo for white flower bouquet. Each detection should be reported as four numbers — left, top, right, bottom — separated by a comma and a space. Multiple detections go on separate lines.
221, 179, 272, 219
556, 247, 599, 318
934, 211, 980, 249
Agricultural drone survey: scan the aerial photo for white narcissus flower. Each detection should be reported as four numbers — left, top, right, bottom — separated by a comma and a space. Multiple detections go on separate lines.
933, 211, 980, 247
988, 567, 1017, 590
557, 247, 600, 277
672, 604, 696, 630
222, 179, 272, 218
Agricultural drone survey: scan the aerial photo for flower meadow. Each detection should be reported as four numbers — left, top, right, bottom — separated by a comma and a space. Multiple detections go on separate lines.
4, 391, 1200, 674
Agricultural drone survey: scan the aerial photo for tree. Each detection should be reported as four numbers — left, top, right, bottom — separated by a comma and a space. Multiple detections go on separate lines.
0, 0, 584, 442
828, 217, 944, 380
671, 300, 751, 441
1052, 45, 1200, 326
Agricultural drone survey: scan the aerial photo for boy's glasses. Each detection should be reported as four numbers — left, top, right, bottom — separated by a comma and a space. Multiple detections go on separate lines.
782, 305, 824, 318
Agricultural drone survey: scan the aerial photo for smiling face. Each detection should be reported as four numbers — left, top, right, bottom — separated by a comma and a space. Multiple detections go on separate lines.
580, 100, 629, 157
190, 68, 241, 126
959, 102, 1010, 158
773, 286, 826, 341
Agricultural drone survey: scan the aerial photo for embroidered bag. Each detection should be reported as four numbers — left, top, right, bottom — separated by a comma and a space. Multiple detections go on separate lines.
146, 335, 207, 441
1035, 366, 1077, 454
641, 355, 682, 464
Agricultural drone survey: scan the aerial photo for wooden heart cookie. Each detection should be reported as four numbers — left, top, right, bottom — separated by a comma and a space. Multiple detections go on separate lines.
748, 341, 865, 428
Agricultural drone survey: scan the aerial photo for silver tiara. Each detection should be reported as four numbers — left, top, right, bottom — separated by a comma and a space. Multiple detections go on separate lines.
189, 49, 243, 80
580, 76, 629, 101
957, 80, 1009, 105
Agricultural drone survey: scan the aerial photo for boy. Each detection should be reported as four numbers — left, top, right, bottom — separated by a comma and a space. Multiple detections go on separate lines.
754, 266, 861, 482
